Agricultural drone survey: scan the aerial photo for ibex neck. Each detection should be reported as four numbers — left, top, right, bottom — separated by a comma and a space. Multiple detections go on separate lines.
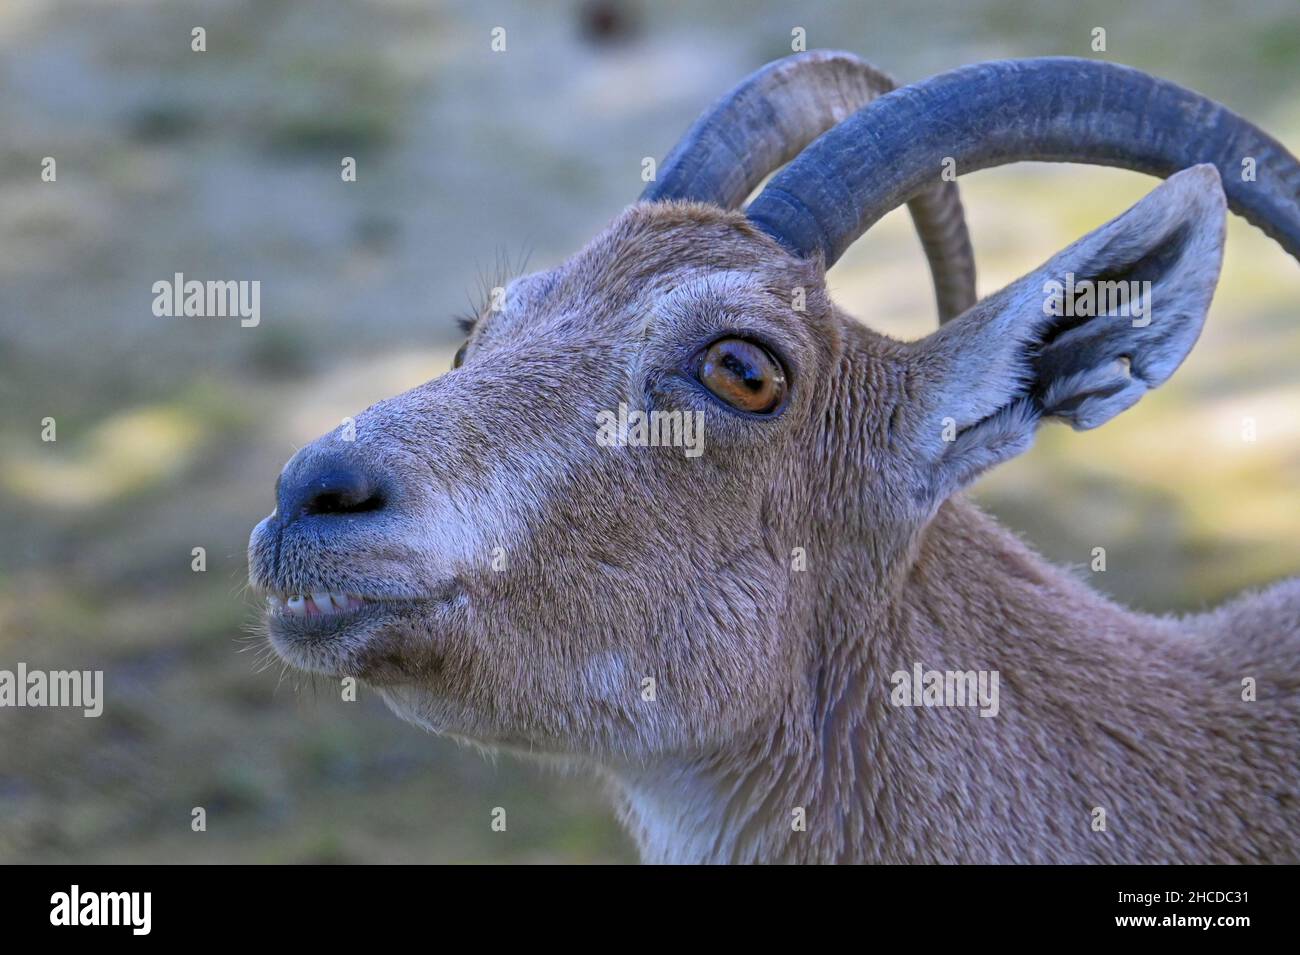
609, 498, 1153, 863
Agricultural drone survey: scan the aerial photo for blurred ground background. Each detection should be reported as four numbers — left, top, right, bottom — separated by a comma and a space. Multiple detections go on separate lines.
0, 0, 1297, 863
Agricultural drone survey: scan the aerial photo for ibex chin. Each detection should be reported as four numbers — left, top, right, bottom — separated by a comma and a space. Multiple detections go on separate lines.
249, 53, 1300, 864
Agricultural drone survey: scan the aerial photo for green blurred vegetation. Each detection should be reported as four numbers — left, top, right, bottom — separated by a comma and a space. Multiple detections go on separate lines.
0, 0, 1297, 862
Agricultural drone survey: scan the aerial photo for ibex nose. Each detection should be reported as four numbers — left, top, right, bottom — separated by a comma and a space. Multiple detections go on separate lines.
276, 452, 388, 526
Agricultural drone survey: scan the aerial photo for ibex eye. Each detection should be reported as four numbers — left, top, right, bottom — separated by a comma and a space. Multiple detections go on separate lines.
451, 341, 468, 369
696, 337, 787, 414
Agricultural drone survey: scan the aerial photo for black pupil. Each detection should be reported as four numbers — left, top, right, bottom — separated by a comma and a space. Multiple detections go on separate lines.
721, 350, 763, 392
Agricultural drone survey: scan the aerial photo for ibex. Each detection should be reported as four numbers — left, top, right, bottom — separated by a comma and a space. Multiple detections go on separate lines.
249, 53, 1300, 863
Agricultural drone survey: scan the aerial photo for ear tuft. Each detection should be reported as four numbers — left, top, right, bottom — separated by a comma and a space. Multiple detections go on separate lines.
1037, 355, 1141, 429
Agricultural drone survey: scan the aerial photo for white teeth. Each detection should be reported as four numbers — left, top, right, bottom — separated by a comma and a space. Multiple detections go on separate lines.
274, 591, 363, 617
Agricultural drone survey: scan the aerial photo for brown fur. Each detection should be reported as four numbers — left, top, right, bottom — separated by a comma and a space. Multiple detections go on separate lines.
251, 192, 1300, 863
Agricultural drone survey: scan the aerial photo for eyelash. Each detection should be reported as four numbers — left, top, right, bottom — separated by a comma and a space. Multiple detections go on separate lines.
451, 250, 531, 336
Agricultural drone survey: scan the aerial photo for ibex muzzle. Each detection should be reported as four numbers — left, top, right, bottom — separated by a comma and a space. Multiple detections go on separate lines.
249, 53, 1300, 863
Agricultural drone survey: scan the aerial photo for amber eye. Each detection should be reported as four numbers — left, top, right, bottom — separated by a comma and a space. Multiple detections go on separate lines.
696, 337, 787, 414
452, 341, 468, 369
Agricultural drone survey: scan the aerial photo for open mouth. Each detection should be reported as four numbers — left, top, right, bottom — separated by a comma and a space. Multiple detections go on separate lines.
266, 591, 367, 618
258, 581, 460, 680
261, 590, 398, 677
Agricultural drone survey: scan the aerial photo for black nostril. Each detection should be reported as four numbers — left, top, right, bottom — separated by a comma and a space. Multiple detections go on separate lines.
307, 483, 386, 517
301, 469, 385, 518
278, 460, 388, 524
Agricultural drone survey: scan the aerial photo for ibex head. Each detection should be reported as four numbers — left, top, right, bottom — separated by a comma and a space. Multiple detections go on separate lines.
249, 54, 1300, 763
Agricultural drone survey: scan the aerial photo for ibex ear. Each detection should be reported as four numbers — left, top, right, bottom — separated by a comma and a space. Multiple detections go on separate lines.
907, 164, 1226, 502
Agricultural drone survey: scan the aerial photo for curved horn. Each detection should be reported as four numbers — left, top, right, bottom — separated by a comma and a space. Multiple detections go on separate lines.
748, 57, 1300, 279
643, 51, 977, 321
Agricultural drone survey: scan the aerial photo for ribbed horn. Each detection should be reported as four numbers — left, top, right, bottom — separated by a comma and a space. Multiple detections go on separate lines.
747, 57, 1300, 274
643, 51, 977, 321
